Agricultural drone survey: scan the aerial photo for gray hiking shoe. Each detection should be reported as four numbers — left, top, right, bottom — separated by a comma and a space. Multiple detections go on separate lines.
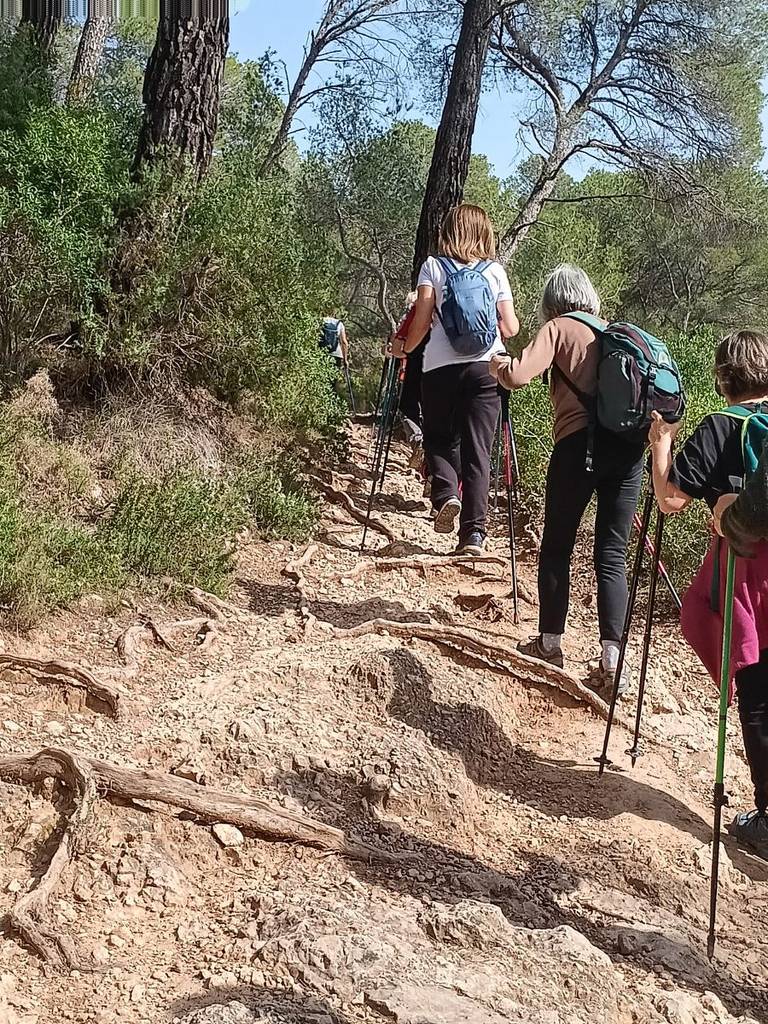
517, 635, 564, 669
433, 496, 461, 534
587, 665, 629, 702
728, 810, 768, 857
455, 531, 486, 557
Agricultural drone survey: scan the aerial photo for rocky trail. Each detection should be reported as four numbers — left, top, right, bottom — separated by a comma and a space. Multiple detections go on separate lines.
0, 424, 767, 1024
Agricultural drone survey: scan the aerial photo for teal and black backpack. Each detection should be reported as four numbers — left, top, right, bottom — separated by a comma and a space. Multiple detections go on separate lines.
556, 313, 686, 468
709, 403, 768, 610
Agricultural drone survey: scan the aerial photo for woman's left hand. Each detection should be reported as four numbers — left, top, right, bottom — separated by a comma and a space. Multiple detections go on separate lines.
649, 411, 682, 446
389, 335, 406, 359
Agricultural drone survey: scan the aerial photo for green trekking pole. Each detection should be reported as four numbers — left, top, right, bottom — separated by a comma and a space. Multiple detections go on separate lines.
707, 546, 736, 961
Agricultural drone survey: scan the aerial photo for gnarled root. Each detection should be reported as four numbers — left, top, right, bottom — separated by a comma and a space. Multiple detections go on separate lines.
330, 618, 625, 723
6, 749, 97, 970
0, 656, 120, 719
310, 476, 395, 544
115, 619, 174, 666
283, 544, 318, 634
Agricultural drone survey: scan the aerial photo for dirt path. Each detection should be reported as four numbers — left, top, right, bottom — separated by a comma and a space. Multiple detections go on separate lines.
0, 425, 766, 1024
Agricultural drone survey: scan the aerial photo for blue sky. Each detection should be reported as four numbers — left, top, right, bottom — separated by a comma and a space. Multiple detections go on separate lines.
230, 1, 767, 177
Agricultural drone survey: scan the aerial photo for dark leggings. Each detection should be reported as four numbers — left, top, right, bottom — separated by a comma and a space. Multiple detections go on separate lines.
735, 651, 768, 812
539, 427, 644, 641
421, 361, 500, 540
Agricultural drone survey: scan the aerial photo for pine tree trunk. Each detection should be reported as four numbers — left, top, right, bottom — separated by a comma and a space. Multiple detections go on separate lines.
411, 0, 496, 282
132, 0, 230, 180
67, 11, 111, 104
21, 0, 63, 55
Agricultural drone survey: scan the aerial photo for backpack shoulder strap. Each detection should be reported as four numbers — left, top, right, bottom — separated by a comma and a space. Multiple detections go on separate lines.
561, 311, 604, 333
474, 259, 492, 275
437, 256, 459, 277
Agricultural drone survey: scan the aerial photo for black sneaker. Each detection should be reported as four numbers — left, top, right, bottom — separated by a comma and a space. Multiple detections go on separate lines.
728, 810, 768, 857
456, 532, 486, 556
433, 496, 461, 534
517, 635, 564, 669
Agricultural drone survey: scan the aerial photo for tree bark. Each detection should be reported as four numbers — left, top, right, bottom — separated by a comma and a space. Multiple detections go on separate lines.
67, 7, 111, 104
411, 0, 497, 283
20, 0, 63, 54
132, 0, 230, 180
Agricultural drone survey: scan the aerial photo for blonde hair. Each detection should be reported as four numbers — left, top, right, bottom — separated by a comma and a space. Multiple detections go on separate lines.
539, 264, 601, 323
438, 204, 496, 264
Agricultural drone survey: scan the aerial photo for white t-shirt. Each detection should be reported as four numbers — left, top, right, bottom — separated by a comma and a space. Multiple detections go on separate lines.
322, 317, 343, 359
417, 256, 513, 373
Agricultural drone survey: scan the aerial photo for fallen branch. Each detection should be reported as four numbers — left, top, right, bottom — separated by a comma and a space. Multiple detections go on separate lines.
7, 749, 97, 970
0, 656, 120, 719
330, 619, 624, 722
283, 544, 319, 634
310, 476, 396, 544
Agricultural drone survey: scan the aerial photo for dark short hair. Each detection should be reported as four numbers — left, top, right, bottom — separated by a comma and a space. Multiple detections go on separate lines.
715, 330, 768, 401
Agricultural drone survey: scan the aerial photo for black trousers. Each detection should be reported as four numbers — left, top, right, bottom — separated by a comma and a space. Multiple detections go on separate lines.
735, 651, 768, 812
539, 427, 644, 641
421, 361, 500, 540
399, 342, 424, 443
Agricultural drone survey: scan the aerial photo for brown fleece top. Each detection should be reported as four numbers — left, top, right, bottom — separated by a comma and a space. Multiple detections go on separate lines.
497, 315, 605, 443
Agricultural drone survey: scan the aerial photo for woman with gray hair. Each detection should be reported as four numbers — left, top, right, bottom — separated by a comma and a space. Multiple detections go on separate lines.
491, 264, 645, 695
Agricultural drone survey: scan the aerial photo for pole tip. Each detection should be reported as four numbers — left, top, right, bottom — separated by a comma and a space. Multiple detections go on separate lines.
707, 934, 716, 961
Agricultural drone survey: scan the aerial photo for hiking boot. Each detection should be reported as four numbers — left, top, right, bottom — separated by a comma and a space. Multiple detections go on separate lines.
422, 478, 432, 498
456, 531, 486, 557
728, 810, 768, 856
408, 443, 425, 471
517, 635, 564, 669
433, 496, 461, 534
587, 664, 629, 702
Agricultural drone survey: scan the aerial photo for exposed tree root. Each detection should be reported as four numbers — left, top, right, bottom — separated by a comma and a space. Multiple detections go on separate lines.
0, 655, 121, 719
330, 618, 625, 723
115, 619, 174, 666
0, 746, 411, 968
283, 544, 319, 634
310, 476, 396, 543
6, 749, 98, 971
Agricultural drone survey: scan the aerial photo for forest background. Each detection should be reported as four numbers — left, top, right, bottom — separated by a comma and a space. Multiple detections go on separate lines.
1, 0, 767, 624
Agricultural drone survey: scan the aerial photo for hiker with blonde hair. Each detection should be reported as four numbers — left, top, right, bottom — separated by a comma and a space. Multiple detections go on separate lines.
492, 264, 645, 694
392, 204, 519, 555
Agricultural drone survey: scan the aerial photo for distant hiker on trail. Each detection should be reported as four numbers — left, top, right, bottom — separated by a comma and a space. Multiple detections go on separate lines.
651, 330, 768, 854
319, 314, 348, 368
491, 265, 645, 691
391, 204, 519, 556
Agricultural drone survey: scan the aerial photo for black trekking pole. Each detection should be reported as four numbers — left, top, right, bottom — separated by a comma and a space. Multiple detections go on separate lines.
360, 357, 400, 552
596, 487, 654, 776
378, 357, 406, 494
626, 506, 667, 766
493, 412, 502, 509
343, 361, 357, 415
501, 392, 520, 624
370, 357, 396, 469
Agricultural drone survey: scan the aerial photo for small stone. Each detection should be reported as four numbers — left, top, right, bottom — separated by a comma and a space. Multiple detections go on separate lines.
130, 984, 146, 1004
2, 720, 20, 733
45, 721, 66, 737
212, 824, 244, 848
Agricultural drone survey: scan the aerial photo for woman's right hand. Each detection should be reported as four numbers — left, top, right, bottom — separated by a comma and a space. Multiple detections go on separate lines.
489, 353, 512, 381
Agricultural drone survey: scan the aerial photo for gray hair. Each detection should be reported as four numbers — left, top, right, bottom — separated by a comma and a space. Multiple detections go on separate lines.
539, 264, 601, 323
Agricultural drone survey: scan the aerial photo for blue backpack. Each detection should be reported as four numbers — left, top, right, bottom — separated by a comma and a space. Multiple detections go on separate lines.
436, 258, 498, 357
558, 313, 686, 467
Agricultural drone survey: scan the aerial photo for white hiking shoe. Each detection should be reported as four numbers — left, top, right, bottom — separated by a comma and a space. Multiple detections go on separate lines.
433, 496, 461, 534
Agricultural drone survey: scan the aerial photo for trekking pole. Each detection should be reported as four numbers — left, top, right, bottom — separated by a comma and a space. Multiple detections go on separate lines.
493, 412, 502, 509
360, 357, 400, 552
378, 357, 406, 494
626, 507, 667, 767
343, 361, 357, 415
633, 511, 682, 611
501, 392, 520, 624
370, 357, 396, 469
596, 488, 655, 776
707, 546, 736, 961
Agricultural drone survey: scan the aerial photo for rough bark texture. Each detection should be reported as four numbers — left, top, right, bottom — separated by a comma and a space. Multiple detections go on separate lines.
67, 13, 111, 104
411, 0, 497, 282
132, 2, 230, 180
20, 0, 63, 54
